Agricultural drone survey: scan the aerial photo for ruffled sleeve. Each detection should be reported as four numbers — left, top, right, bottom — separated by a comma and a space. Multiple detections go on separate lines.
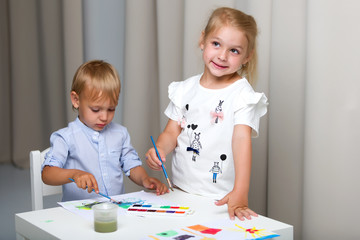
233, 86, 268, 137
164, 81, 183, 121
168, 81, 183, 108
164, 75, 201, 121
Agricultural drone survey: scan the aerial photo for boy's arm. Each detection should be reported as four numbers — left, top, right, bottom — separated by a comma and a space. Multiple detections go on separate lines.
215, 124, 258, 220
42, 166, 99, 193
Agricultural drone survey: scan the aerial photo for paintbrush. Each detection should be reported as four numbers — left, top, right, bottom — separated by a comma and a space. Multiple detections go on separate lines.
150, 136, 174, 191
68, 178, 121, 204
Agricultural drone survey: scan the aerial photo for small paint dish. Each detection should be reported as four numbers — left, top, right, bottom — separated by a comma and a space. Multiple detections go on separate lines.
92, 202, 118, 233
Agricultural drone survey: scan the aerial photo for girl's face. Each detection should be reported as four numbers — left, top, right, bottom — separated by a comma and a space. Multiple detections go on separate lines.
71, 88, 117, 131
200, 25, 250, 80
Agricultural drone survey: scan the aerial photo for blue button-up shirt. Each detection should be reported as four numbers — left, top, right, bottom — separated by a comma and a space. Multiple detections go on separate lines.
42, 118, 142, 201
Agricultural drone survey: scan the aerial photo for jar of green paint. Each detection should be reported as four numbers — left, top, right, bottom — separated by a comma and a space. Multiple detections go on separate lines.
92, 202, 118, 233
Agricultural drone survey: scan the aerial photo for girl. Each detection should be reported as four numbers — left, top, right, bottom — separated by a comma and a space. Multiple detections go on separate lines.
146, 7, 268, 220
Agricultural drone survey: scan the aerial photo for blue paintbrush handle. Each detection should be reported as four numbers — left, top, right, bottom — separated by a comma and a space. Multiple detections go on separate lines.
150, 136, 169, 178
150, 136, 173, 191
68, 178, 111, 200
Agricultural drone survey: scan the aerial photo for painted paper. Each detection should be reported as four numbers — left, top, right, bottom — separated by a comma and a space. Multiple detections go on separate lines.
143, 218, 280, 240
58, 190, 175, 221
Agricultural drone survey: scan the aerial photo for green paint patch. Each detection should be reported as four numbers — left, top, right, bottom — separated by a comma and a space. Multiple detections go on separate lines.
156, 230, 178, 237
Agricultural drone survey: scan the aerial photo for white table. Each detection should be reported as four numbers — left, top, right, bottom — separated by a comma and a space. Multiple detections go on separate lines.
15, 189, 293, 240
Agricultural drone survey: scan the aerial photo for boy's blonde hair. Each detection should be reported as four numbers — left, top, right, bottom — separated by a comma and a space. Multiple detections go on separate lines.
71, 60, 121, 108
201, 7, 258, 85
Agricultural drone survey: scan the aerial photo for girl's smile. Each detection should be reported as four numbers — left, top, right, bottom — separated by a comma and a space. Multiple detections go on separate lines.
200, 25, 250, 84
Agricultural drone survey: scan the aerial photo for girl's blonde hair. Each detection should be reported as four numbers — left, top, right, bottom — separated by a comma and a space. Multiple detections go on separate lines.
71, 60, 121, 108
201, 7, 258, 85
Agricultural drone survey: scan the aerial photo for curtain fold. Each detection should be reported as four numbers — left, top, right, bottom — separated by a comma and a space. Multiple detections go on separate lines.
303, 0, 360, 238
82, 0, 126, 124
7, 0, 67, 168
62, 0, 83, 123
0, 0, 11, 164
267, 1, 306, 238
156, 0, 184, 128
123, 0, 164, 186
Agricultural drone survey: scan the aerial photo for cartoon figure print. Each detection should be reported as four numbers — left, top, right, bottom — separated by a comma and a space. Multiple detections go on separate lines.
211, 100, 224, 124
178, 104, 189, 128
186, 132, 202, 161
209, 154, 227, 183
209, 162, 222, 183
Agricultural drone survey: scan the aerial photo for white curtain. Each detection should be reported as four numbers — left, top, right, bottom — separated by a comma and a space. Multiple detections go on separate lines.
1, 0, 360, 239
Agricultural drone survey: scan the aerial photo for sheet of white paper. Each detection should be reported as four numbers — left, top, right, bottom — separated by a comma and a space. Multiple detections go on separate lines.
142, 217, 280, 240
58, 190, 176, 221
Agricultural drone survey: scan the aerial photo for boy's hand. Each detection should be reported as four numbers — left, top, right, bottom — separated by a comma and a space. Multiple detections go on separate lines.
142, 177, 169, 195
72, 171, 99, 194
215, 190, 258, 221
145, 147, 166, 171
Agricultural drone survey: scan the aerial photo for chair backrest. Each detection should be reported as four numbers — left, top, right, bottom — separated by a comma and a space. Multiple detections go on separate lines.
30, 148, 62, 210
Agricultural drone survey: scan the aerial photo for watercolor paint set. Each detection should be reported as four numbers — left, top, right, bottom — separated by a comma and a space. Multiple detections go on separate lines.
127, 204, 195, 217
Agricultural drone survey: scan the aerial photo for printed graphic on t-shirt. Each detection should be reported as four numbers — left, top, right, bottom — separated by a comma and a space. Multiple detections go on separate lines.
178, 104, 189, 128
210, 100, 224, 124
209, 154, 227, 183
180, 103, 203, 162
187, 132, 202, 161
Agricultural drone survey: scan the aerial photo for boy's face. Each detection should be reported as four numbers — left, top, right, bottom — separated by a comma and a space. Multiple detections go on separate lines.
71, 89, 117, 131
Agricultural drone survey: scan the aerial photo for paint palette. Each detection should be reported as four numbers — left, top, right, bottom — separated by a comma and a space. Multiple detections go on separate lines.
127, 204, 194, 217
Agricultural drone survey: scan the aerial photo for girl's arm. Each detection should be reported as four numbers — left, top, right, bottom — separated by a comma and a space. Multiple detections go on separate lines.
215, 124, 258, 220
146, 119, 181, 170
232, 124, 252, 202
128, 166, 169, 195
42, 166, 99, 193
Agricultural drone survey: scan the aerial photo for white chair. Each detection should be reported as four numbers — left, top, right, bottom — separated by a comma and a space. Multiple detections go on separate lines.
30, 148, 62, 210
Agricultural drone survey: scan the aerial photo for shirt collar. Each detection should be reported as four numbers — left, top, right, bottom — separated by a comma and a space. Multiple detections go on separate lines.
74, 117, 101, 144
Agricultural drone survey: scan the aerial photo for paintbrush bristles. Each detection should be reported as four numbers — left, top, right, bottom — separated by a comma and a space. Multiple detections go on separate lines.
167, 178, 174, 191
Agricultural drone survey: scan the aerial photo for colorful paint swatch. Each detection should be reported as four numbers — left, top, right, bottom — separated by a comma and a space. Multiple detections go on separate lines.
144, 218, 281, 240
156, 230, 178, 237
127, 204, 194, 216
188, 224, 222, 235
188, 225, 209, 232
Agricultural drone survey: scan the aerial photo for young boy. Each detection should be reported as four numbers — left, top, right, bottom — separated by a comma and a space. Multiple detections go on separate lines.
42, 60, 168, 201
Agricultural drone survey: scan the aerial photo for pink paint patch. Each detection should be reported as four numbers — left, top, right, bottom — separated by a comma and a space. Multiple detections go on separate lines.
200, 228, 222, 235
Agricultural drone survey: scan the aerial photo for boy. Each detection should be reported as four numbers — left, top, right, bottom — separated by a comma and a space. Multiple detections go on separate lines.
42, 60, 168, 201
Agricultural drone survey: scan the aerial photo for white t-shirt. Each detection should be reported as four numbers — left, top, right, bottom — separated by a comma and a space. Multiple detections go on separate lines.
165, 74, 268, 200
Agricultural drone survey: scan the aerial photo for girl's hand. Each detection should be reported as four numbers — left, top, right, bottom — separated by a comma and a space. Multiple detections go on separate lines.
72, 171, 99, 194
215, 190, 258, 221
145, 147, 166, 171
142, 177, 169, 195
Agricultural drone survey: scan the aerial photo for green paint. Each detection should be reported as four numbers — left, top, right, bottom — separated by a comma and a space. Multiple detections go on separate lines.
76, 201, 102, 210
94, 221, 117, 233
160, 206, 171, 209
156, 230, 178, 237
